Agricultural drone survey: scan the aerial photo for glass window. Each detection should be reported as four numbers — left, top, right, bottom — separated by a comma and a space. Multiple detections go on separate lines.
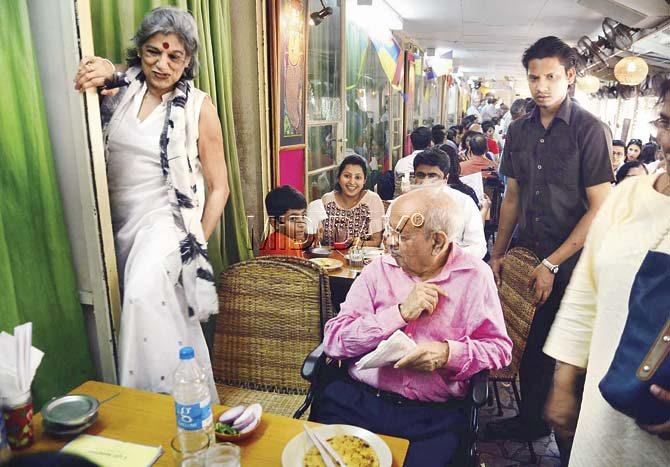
306, 0, 341, 201
307, 0, 341, 122
344, 14, 394, 187
307, 124, 338, 172
307, 167, 337, 201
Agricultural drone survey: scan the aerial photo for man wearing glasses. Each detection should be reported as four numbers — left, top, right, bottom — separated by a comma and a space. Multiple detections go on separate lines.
412, 147, 487, 259
313, 187, 512, 467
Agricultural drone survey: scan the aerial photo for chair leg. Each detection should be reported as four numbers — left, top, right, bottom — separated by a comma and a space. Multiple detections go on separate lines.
511, 378, 522, 413
293, 390, 314, 419
510, 379, 538, 464
492, 379, 503, 416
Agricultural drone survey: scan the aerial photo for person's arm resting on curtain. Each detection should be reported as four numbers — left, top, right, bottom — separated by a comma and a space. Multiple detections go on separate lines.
199, 97, 230, 241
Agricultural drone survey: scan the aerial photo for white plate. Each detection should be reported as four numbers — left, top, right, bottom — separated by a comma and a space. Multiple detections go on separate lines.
361, 247, 384, 256
309, 247, 332, 257
309, 258, 343, 271
281, 424, 392, 467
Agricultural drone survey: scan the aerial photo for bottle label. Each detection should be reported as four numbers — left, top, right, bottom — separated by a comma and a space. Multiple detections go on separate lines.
175, 397, 213, 431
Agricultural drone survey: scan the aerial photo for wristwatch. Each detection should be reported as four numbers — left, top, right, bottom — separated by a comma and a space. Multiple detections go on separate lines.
542, 258, 559, 274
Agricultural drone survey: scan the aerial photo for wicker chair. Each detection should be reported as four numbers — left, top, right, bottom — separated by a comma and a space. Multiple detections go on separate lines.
212, 256, 333, 419
490, 247, 540, 462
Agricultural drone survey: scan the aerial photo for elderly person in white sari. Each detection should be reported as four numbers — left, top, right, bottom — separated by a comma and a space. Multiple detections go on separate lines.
75, 7, 228, 400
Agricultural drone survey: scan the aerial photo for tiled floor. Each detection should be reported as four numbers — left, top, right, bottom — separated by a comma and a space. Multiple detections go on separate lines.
477, 380, 561, 466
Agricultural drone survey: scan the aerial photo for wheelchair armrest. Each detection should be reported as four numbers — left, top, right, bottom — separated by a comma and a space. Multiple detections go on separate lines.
301, 343, 326, 382
470, 370, 490, 407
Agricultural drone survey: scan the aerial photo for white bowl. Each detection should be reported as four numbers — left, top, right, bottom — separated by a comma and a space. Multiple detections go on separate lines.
281, 424, 392, 467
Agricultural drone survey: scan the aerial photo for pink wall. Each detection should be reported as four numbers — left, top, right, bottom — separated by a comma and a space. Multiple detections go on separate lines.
278, 148, 305, 193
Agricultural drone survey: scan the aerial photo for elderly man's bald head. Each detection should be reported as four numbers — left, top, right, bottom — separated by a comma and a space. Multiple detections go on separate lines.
386, 187, 465, 278
390, 187, 464, 244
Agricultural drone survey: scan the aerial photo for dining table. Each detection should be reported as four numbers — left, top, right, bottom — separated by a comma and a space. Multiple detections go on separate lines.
306, 247, 370, 312
21, 380, 409, 466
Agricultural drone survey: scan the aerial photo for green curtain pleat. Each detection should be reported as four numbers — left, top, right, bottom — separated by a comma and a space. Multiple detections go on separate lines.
0, 0, 94, 407
90, 0, 251, 281
345, 21, 369, 157
190, 0, 251, 270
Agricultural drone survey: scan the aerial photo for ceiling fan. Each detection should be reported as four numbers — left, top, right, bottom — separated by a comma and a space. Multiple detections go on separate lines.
602, 17, 634, 51
572, 47, 589, 77
577, 36, 610, 68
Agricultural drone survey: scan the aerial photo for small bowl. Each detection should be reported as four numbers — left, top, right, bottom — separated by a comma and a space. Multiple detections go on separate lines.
214, 412, 261, 442
333, 240, 352, 250
309, 247, 332, 257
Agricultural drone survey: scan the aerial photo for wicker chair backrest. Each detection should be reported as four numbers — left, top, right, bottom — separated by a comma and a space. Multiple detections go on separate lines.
213, 256, 332, 393
492, 247, 539, 379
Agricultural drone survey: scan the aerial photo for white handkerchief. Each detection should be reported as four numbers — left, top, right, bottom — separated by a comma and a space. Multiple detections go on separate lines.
355, 330, 417, 370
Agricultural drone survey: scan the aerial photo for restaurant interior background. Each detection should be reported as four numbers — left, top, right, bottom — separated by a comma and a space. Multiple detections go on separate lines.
2, 0, 669, 406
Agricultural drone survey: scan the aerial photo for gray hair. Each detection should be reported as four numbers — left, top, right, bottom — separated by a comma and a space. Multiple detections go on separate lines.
422, 187, 464, 244
127, 7, 200, 80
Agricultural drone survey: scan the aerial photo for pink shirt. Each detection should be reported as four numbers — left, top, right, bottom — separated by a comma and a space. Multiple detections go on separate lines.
323, 246, 512, 402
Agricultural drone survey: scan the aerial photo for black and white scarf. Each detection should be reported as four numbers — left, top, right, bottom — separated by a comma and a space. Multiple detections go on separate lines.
102, 67, 218, 322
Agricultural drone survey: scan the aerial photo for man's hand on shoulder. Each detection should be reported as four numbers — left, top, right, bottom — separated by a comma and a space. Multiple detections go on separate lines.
399, 283, 448, 322
394, 341, 450, 372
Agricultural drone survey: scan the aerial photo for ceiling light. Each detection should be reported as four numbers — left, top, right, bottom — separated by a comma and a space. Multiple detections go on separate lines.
614, 56, 648, 86
309, 1, 333, 26
576, 75, 601, 94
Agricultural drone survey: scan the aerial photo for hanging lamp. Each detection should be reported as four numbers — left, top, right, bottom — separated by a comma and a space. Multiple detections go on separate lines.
614, 56, 648, 86
577, 75, 601, 94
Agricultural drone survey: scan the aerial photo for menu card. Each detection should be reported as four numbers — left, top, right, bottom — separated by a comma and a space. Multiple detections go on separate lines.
61, 434, 163, 466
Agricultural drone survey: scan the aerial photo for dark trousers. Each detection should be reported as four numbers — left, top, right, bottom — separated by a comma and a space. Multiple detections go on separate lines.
310, 379, 466, 467
518, 272, 570, 428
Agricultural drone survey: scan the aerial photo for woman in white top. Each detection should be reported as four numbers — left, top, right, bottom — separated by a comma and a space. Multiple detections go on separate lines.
321, 155, 385, 247
544, 82, 670, 466
74, 7, 228, 401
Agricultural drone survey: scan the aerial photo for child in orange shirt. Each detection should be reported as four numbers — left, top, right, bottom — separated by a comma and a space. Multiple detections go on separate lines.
259, 185, 309, 257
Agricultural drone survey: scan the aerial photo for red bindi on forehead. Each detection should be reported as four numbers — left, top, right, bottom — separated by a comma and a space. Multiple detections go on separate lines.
162, 42, 169, 49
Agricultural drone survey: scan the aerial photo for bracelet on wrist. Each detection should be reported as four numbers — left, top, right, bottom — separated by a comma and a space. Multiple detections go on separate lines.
101, 58, 115, 75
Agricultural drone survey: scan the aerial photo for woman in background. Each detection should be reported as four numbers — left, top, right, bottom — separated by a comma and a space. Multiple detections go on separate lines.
625, 138, 643, 162
321, 155, 384, 247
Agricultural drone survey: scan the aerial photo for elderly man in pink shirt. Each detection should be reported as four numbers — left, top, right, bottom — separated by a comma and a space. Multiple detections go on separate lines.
312, 187, 512, 466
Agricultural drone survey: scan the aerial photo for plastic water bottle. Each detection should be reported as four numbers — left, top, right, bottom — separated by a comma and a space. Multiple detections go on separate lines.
172, 347, 214, 443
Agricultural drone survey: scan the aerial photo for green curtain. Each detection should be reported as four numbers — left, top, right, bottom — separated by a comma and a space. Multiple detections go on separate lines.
345, 21, 369, 154
0, 0, 94, 407
90, 0, 251, 279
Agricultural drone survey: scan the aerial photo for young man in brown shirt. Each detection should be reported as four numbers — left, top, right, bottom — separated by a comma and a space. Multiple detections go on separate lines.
485, 36, 613, 456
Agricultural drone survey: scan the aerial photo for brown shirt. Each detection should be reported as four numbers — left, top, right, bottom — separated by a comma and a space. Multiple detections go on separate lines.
499, 97, 613, 268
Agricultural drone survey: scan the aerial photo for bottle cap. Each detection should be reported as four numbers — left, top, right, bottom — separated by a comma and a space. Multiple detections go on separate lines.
179, 347, 195, 360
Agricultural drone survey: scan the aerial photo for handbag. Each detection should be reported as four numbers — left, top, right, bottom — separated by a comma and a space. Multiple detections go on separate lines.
599, 225, 670, 425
